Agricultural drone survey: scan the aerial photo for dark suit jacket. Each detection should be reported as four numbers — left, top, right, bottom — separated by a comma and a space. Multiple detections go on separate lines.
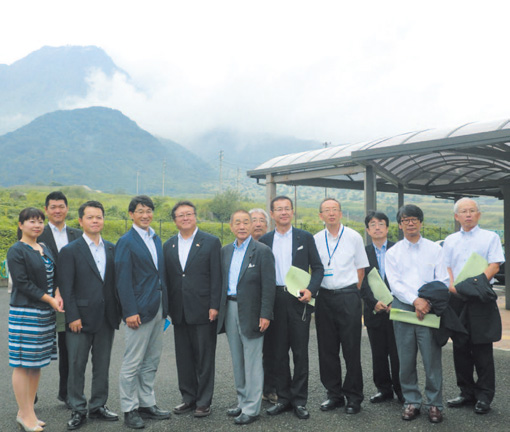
259, 227, 323, 296
217, 239, 276, 339
115, 227, 168, 323
7, 241, 55, 309
164, 230, 222, 325
360, 241, 395, 328
38, 224, 82, 261
58, 237, 121, 333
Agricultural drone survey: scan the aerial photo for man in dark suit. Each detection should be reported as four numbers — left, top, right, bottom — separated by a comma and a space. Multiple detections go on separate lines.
217, 210, 276, 425
360, 211, 402, 405
443, 198, 505, 415
58, 201, 121, 430
259, 196, 323, 420
38, 191, 81, 405
163, 200, 221, 418
115, 195, 170, 429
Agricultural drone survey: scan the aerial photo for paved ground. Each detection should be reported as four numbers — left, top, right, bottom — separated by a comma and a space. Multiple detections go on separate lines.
1, 286, 509, 432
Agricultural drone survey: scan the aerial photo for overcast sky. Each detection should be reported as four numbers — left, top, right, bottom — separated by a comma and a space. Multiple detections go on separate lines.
2, 0, 510, 145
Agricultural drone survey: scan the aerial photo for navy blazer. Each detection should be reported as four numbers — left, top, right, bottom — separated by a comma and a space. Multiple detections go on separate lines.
7, 241, 56, 309
217, 239, 276, 339
58, 237, 121, 333
115, 227, 168, 323
259, 227, 323, 296
360, 241, 395, 328
164, 230, 222, 325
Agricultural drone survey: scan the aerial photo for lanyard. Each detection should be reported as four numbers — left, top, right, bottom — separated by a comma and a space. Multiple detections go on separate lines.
325, 226, 344, 266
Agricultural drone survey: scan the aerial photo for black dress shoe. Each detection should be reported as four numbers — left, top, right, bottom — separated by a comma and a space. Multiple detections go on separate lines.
266, 402, 291, 416
234, 413, 259, 425
294, 406, 310, 419
370, 392, 394, 403
447, 395, 476, 408
124, 410, 145, 429
194, 406, 212, 417
89, 405, 119, 421
138, 405, 171, 420
173, 402, 196, 414
227, 407, 242, 417
474, 401, 491, 414
345, 403, 361, 414
320, 398, 345, 411
67, 412, 87, 430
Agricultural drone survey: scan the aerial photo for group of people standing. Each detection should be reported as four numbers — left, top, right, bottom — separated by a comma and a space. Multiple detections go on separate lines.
6, 191, 504, 430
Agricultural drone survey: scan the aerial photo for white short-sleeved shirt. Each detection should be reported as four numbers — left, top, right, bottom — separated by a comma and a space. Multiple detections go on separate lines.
443, 225, 504, 282
314, 225, 368, 290
386, 236, 449, 306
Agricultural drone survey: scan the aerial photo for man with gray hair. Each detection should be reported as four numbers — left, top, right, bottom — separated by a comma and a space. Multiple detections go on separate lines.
443, 198, 504, 415
249, 208, 269, 241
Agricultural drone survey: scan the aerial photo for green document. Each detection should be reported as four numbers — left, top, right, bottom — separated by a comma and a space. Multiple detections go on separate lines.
390, 308, 440, 329
453, 252, 488, 285
285, 265, 315, 307
367, 267, 394, 306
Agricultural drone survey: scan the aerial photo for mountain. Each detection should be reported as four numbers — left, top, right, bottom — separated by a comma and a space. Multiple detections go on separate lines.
0, 45, 127, 133
0, 107, 214, 194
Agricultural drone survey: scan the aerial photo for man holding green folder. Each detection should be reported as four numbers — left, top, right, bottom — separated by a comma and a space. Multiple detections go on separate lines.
443, 198, 504, 415
386, 204, 449, 424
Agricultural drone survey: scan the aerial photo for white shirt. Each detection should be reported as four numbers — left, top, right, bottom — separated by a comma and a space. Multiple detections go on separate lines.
133, 224, 158, 269
314, 225, 369, 289
443, 225, 505, 282
386, 236, 449, 305
82, 233, 106, 280
272, 227, 293, 286
178, 227, 198, 270
49, 222, 69, 252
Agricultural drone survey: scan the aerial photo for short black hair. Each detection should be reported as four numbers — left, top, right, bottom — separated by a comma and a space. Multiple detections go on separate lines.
18, 207, 45, 240
270, 196, 293, 211
396, 204, 424, 223
78, 201, 105, 218
171, 200, 196, 220
128, 195, 154, 213
365, 211, 389, 228
45, 191, 68, 208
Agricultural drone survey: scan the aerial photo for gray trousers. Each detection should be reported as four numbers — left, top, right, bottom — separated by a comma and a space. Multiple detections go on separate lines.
66, 322, 115, 414
392, 297, 443, 410
225, 300, 264, 417
119, 302, 164, 413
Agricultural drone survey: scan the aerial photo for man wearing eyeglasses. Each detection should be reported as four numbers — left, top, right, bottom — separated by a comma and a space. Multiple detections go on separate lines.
163, 201, 222, 418
385, 204, 449, 424
443, 198, 504, 415
313, 198, 369, 415
260, 196, 323, 420
360, 211, 402, 405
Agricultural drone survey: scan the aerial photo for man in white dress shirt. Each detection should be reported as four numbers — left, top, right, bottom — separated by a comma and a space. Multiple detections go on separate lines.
313, 198, 369, 415
443, 198, 504, 414
386, 204, 449, 424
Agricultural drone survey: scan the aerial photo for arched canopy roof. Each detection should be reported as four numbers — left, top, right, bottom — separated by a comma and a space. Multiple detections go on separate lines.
247, 119, 510, 199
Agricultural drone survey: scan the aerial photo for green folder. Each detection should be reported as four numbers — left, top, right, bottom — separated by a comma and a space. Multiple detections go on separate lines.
390, 308, 440, 329
285, 265, 315, 307
367, 267, 394, 307
453, 252, 488, 285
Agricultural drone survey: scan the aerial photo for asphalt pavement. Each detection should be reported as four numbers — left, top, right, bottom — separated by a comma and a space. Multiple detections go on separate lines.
1, 287, 509, 432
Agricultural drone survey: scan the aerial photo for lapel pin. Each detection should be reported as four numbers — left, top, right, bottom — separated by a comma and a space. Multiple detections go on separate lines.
196, 244, 200, 247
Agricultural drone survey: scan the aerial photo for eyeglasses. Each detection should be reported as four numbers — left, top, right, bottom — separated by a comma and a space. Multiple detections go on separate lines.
400, 217, 420, 225
320, 208, 340, 214
133, 209, 153, 216
175, 212, 195, 219
273, 207, 292, 213
368, 221, 387, 228
251, 218, 267, 224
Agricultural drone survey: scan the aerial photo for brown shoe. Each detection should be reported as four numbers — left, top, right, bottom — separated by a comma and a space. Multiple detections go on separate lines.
194, 406, 211, 417
263, 392, 278, 404
428, 406, 443, 423
173, 402, 196, 414
402, 404, 420, 421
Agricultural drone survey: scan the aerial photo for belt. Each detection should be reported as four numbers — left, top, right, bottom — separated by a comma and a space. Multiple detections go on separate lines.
227, 295, 237, 301
276, 285, 287, 291
319, 284, 358, 294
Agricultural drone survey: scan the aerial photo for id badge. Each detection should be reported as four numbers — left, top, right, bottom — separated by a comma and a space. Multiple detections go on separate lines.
324, 267, 334, 277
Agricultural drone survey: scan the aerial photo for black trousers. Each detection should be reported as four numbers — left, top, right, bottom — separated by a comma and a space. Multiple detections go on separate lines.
58, 331, 69, 400
271, 287, 312, 407
316, 287, 363, 406
174, 321, 217, 407
366, 315, 401, 396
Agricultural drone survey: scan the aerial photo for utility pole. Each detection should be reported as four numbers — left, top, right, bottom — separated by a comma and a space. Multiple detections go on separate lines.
219, 150, 224, 192
162, 159, 166, 196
